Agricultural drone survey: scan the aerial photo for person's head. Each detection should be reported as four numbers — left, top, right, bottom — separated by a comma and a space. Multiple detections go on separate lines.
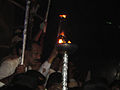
25, 70, 46, 85
11, 70, 46, 90
31, 41, 42, 60
27, 41, 43, 70
10, 41, 23, 57
46, 72, 62, 89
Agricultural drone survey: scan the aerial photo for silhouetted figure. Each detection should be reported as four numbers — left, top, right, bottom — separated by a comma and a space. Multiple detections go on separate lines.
46, 72, 62, 90
0, 70, 46, 90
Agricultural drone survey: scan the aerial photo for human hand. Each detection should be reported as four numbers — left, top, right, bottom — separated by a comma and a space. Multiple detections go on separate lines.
15, 65, 25, 74
40, 22, 47, 33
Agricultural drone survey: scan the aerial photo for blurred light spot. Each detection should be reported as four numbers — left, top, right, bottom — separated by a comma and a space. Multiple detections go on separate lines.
106, 21, 112, 25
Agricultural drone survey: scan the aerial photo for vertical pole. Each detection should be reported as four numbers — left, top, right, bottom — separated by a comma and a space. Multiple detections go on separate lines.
21, 0, 31, 65
45, 0, 51, 22
43, 0, 51, 33
62, 51, 68, 90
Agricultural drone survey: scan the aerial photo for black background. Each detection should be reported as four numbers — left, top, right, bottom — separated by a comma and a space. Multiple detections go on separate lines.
0, 0, 120, 83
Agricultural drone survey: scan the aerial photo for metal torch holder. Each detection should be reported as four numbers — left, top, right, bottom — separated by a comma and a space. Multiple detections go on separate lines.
56, 43, 77, 90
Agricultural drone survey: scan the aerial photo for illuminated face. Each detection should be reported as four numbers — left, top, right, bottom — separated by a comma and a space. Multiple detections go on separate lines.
31, 43, 42, 60
29, 43, 42, 70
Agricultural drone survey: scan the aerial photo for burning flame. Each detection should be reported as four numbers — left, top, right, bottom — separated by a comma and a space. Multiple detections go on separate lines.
58, 39, 64, 44
60, 31, 65, 36
68, 40, 71, 44
59, 14, 67, 18
58, 39, 66, 44
57, 31, 71, 44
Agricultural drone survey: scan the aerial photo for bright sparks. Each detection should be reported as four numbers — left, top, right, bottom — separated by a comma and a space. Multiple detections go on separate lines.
59, 14, 67, 18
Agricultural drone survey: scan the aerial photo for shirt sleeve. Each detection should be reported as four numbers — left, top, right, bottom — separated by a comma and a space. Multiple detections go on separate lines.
0, 58, 19, 80
38, 61, 51, 77
0, 81, 5, 87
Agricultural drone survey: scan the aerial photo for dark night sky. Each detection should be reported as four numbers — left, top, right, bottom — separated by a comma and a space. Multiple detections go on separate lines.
0, 0, 120, 82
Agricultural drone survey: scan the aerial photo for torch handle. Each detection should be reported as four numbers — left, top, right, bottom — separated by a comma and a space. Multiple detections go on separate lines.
44, 0, 51, 22
21, 0, 31, 65
62, 51, 68, 90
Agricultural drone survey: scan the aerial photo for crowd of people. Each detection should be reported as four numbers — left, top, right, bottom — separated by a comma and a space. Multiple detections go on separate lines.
0, 28, 120, 90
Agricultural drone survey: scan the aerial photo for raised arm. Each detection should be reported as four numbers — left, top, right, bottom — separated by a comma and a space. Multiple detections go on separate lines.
38, 47, 58, 77
48, 47, 58, 64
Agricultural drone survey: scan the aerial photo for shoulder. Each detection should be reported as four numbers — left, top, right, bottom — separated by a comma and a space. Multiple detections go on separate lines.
0, 57, 19, 66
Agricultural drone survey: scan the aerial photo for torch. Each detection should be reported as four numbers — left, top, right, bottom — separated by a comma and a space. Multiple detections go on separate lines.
21, 0, 31, 65
56, 14, 78, 90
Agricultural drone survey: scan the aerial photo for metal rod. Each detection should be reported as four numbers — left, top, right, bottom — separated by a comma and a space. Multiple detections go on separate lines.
62, 51, 68, 90
21, 0, 31, 65
8, 0, 43, 20
42, 0, 51, 33
8, 0, 25, 10
45, 0, 51, 22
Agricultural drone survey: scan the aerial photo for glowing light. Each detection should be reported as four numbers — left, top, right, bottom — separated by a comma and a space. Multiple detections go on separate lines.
58, 39, 64, 44
58, 38, 66, 44
59, 14, 67, 18
67, 40, 71, 44
63, 41, 66, 43
60, 31, 65, 36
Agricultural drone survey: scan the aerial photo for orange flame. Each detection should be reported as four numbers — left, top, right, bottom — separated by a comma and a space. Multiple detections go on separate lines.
60, 31, 65, 36
58, 39, 66, 44
59, 15, 67, 18
58, 31, 72, 44
68, 40, 71, 44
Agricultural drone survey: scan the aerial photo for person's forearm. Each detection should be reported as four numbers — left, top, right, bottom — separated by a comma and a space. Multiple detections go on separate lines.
34, 30, 42, 41
48, 48, 58, 63
48, 55, 56, 64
